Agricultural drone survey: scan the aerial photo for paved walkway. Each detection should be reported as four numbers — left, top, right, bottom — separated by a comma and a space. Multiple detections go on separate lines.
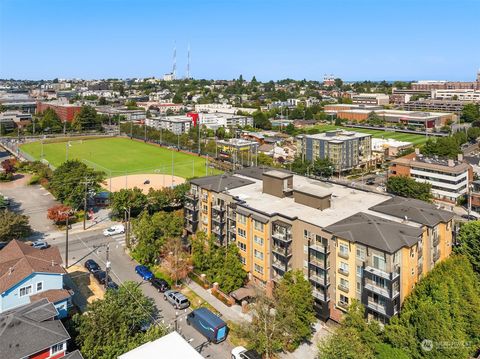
185, 280, 252, 323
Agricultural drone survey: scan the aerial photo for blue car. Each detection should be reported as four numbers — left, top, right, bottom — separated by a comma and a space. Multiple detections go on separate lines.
135, 265, 153, 280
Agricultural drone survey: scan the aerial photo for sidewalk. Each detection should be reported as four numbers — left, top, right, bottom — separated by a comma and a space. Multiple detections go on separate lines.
186, 280, 252, 323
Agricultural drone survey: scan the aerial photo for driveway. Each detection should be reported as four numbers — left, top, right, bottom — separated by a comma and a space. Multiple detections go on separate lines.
0, 175, 59, 235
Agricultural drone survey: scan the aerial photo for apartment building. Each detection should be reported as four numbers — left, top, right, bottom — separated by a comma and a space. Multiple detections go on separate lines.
432, 89, 480, 102
389, 152, 472, 204
185, 167, 453, 322
351, 93, 390, 106
95, 106, 146, 122
296, 130, 373, 172
402, 99, 468, 114
146, 115, 192, 135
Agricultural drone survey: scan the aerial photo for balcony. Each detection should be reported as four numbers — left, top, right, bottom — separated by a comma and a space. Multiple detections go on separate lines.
212, 226, 224, 236
310, 257, 329, 270
212, 215, 225, 224
310, 243, 330, 254
338, 267, 349, 276
185, 214, 198, 223
432, 236, 440, 247
338, 251, 349, 260
337, 301, 349, 310
185, 192, 198, 201
184, 202, 197, 211
212, 204, 225, 212
272, 259, 288, 272
418, 247, 423, 259
272, 245, 292, 257
337, 283, 349, 293
364, 265, 399, 281
272, 231, 292, 243
418, 264, 423, 275
310, 274, 330, 287
433, 250, 441, 262
367, 301, 387, 316
312, 289, 327, 301
364, 282, 390, 298
185, 223, 195, 233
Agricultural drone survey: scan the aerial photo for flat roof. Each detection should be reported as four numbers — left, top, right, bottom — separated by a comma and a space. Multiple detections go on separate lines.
190, 174, 255, 193
118, 331, 204, 359
391, 155, 471, 174
300, 129, 371, 141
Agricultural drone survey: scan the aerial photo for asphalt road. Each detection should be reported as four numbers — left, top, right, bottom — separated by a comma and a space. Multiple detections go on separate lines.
53, 229, 233, 359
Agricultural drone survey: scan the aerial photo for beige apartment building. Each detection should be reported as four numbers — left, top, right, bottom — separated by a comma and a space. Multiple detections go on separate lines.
184, 167, 454, 322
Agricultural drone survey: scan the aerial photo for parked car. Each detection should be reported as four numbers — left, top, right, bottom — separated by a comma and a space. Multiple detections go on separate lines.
106, 281, 119, 290
366, 179, 375, 185
135, 265, 153, 281
93, 270, 112, 285
84, 259, 101, 273
164, 290, 190, 310
186, 307, 228, 344
150, 277, 170, 292
231, 346, 262, 359
461, 214, 477, 221
103, 224, 125, 237
31, 240, 49, 250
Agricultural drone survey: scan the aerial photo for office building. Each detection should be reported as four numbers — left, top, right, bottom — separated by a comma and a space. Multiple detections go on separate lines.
36, 100, 82, 122
198, 113, 253, 130
95, 105, 146, 122
146, 115, 192, 135
0, 92, 36, 113
185, 168, 454, 322
296, 130, 373, 172
431, 89, 480, 102
389, 152, 472, 204
323, 104, 382, 113
402, 99, 469, 114
0, 111, 32, 131
336, 109, 456, 130
216, 138, 259, 166
371, 138, 413, 159
351, 93, 390, 106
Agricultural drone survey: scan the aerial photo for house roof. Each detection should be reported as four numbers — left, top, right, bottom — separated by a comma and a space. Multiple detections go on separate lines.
370, 197, 454, 227
64, 350, 84, 359
30, 289, 72, 304
0, 299, 70, 359
0, 240, 65, 294
324, 212, 423, 253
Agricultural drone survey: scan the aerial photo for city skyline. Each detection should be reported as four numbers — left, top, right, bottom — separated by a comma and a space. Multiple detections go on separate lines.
0, 0, 479, 81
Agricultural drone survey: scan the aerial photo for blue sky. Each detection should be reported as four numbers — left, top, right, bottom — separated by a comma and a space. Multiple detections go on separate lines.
0, 0, 479, 81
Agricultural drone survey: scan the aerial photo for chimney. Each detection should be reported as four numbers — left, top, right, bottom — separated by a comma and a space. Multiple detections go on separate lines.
458, 153, 463, 162
448, 159, 455, 167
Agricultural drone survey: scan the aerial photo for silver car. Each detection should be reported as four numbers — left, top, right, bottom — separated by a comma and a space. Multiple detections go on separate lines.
164, 290, 190, 309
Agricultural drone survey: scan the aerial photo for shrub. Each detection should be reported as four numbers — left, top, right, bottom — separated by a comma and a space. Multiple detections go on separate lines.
28, 175, 40, 185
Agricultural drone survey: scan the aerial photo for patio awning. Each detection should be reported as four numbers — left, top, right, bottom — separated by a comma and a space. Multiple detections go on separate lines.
230, 286, 256, 301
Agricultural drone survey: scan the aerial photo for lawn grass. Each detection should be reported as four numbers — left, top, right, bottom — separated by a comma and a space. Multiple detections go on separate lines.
20, 137, 220, 178
307, 124, 428, 145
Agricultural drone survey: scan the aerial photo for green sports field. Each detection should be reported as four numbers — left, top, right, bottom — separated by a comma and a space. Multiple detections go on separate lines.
20, 137, 219, 179
309, 125, 428, 145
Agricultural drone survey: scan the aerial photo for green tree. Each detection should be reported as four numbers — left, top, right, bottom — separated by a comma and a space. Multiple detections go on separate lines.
72, 105, 100, 131
367, 111, 384, 126
284, 123, 296, 135
172, 92, 183, 104
275, 270, 316, 350
290, 156, 310, 175
334, 78, 343, 88
73, 281, 168, 359
386, 175, 432, 202
49, 160, 105, 208
98, 97, 108, 106
191, 232, 210, 273
253, 111, 272, 130
256, 152, 274, 166
38, 108, 63, 132
312, 157, 334, 177
0, 210, 32, 241
215, 243, 247, 294
455, 220, 480, 273
111, 187, 148, 217
318, 327, 374, 359
461, 103, 480, 123
467, 127, 480, 142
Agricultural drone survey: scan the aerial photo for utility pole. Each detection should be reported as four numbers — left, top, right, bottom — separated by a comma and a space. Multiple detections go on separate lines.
65, 212, 70, 268
83, 178, 89, 230
171, 150, 174, 187
124, 207, 131, 248
130, 121, 133, 139
144, 122, 147, 142
105, 244, 110, 289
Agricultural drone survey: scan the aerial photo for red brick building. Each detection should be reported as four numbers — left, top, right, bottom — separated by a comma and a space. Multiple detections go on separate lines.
36, 101, 82, 122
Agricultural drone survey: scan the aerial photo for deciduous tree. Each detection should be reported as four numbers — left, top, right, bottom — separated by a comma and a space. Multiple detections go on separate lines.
0, 210, 32, 241
386, 175, 432, 202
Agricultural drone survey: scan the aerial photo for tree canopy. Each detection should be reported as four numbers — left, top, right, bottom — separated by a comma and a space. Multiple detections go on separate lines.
0, 210, 32, 241
460, 103, 480, 123
72, 105, 100, 131
111, 187, 148, 217
72, 281, 168, 359
386, 175, 432, 202
455, 220, 480, 273
49, 160, 105, 208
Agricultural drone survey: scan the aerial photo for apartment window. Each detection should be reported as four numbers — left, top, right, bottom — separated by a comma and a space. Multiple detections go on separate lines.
36, 282, 43, 292
339, 244, 349, 257
254, 264, 264, 275
410, 248, 415, 258
254, 249, 264, 260
238, 242, 247, 252
373, 255, 386, 271
339, 262, 349, 274
340, 278, 349, 288
51, 342, 65, 355
254, 235, 264, 246
356, 281, 361, 293
237, 228, 246, 238
19, 285, 32, 297
356, 265, 362, 277
237, 214, 247, 225
303, 230, 314, 240
411, 268, 415, 276
254, 220, 264, 232
340, 294, 349, 304
356, 247, 366, 260
240, 256, 246, 265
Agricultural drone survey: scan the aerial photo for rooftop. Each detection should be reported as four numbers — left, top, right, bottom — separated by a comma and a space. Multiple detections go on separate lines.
0, 299, 70, 359
190, 174, 255, 193
0, 240, 65, 294
391, 154, 471, 174
324, 212, 423, 253
298, 129, 371, 141
118, 331, 204, 359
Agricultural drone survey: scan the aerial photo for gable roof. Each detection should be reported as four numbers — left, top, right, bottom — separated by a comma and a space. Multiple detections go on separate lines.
324, 212, 423, 253
0, 240, 65, 294
370, 197, 454, 227
0, 299, 70, 359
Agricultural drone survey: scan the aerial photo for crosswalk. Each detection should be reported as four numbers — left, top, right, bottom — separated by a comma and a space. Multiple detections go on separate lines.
109, 233, 126, 247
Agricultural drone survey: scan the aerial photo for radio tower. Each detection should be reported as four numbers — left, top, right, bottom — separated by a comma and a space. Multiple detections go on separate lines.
186, 43, 191, 79
172, 42, 177, 80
